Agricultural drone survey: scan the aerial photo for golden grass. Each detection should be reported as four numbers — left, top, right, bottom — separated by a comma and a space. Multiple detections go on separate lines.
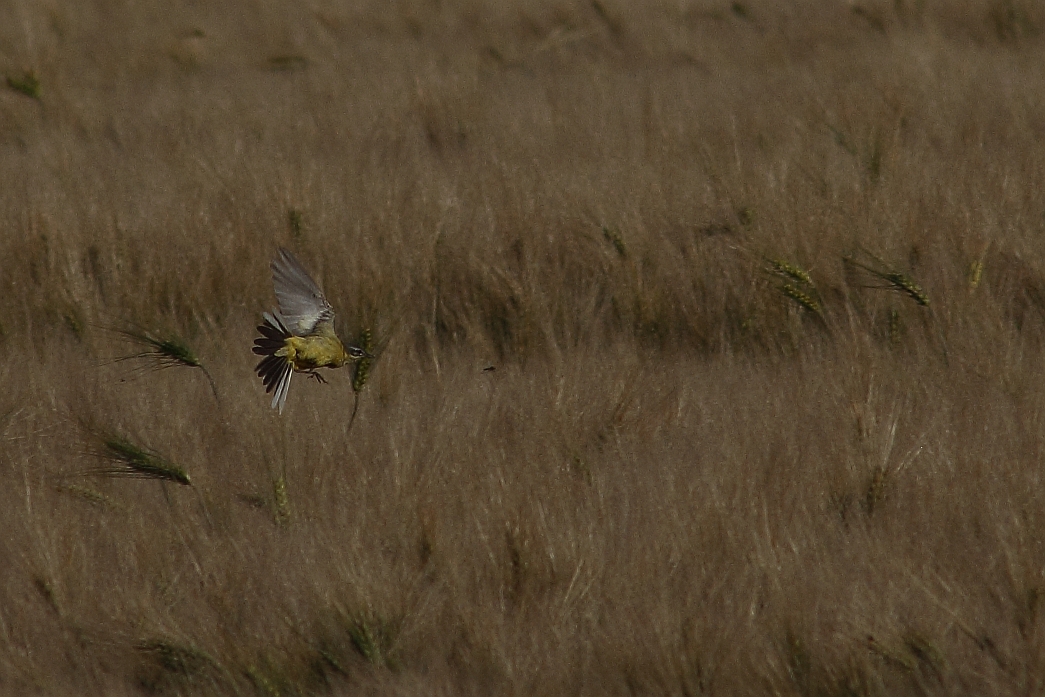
3, 0, 1045, 694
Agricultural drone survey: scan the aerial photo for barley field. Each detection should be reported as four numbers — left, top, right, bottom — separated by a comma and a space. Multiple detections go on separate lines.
2, 1, 1045, 695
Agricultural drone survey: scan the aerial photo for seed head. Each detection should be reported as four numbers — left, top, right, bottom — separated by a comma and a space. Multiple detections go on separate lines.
769, 258, 814, 287
780, 283, 822, 315
91, 434, 191, 485
352, 328, 374, 393
885, 272, 929, 307
602, 226, 627, 257
967, 260, 984, 290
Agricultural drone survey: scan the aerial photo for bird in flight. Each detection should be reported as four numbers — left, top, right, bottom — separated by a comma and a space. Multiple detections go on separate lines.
253, 248, 372, 413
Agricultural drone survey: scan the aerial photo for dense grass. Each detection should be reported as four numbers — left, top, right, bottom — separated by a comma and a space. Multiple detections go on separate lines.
3, 0, 1045, 694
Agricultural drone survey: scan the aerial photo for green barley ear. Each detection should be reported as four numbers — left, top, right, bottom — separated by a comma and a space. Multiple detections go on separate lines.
867, 136, 883, 183
766, 258, 824, 318
843, 250, 930, 307
780, 283, 822, 316
736, 206, 755, 226
968, 243, 989, 291
863, 464, 888, 516
137, 639, 217, 678
904, 632, 946, 678
89, 433, 191, 485
782, 629, 812, 692
56, 483, 122, 511
287, 208, 305, 238
602, 226, 627, 257
888, 308, 903, 344
114, 327, 219, 401
347, 328, 375, 434
348, 621, 381, 664
352, 329, 374, 394
116, 328, 201, 368
570, 454, 593, 484
884, 271, 929, 307
245, 666, 281, 697
64, 305, 86, 341
267, 54, 309, 71
6, 71, 40, 99
829, 490, 855, 526
33, 576, 61, 616
348, 617, 400, 670
272, 475, 290, 527
768, 258, 814, 286
867, 635, 917, 672
967, 259, 984, 290
1018, 588, 1040, 638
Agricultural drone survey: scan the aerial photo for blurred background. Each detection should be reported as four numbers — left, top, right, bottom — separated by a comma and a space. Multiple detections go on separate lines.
1, 1, 1045, 694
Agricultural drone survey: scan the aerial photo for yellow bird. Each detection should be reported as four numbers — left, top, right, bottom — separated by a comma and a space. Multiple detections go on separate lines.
253, 248, 372, 413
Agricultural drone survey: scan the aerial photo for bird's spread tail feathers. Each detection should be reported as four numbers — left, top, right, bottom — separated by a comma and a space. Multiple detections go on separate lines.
253, 312, 294, 413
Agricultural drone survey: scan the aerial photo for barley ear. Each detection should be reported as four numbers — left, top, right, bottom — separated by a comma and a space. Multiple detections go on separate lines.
352, 328, 374, 394
273, 475, 290, 527
88, 432, 191, 486
780, 283, 823, 316
967, 259, 984, 290
602, 226, 627, 257
768, 258, 814, 286
114, 327, 220, 402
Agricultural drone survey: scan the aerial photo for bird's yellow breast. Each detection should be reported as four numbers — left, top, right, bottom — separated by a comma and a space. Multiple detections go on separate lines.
282, 335, 347, 370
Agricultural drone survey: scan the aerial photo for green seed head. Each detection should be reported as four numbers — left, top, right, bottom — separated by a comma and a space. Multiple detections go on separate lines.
886, 272, 929, 306
99, 436, 191, 485
967, 260, 984, 290
602, 227, 627, 257
780, 283, 822, 315
352, 329, 374, 393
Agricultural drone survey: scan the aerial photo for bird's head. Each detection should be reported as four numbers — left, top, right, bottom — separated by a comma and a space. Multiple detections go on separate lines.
346, 345, 374, 362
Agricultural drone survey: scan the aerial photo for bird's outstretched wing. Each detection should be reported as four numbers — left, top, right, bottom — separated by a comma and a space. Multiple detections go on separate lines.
271, 248, 335, 336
